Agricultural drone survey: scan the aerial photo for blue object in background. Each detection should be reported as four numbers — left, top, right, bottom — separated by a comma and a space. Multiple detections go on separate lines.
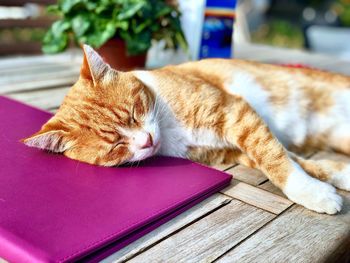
199, 0, 237, 59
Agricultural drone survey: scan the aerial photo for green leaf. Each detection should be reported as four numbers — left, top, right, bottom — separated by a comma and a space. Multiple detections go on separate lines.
116, 1, 146, 20
123, 31, 151, 55
85, 20, 117, 47
72, 14, 90, 37
115, 21, 128, 30
175, 31, 188, 52
155, 5, 172, 18
95, 1, 111, 14
42, 28, 68, 53
46, 4, 60, 14
134, 19, 151, 34
85, 1, 98, 11
59, 0, 82, 13
98, 21, 117, 46
51, 20, 70, 37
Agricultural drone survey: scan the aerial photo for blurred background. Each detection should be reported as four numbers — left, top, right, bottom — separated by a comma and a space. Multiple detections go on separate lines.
237, 0, 350, 59
0, 0, 55, 55
0, 0, 349, 60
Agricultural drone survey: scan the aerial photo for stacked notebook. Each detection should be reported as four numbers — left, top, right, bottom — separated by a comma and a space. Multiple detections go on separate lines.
0, 96, 231, 262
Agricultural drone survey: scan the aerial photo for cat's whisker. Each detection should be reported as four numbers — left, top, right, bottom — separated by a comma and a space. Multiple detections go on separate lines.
153, 97, 161, 121
136, 160, 141, 168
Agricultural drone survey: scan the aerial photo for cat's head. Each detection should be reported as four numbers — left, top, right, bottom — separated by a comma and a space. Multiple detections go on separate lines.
22, 45, 160, 166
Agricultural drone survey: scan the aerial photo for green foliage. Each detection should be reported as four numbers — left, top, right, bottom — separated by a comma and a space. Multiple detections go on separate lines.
43, 0, 187, 55
334, 0, 350, 26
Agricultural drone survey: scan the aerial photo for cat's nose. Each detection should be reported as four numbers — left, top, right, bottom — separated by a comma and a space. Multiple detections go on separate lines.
141, 133, 153, 149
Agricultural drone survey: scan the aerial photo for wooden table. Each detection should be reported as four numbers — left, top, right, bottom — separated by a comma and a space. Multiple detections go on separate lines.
1, 44, 349, 263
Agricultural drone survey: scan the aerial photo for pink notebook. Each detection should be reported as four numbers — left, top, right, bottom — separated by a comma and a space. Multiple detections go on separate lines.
0, 96, 231, 262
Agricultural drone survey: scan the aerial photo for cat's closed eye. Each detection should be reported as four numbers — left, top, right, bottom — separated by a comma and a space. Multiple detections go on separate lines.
131, 107, 138, 124
112, 141, 126, 150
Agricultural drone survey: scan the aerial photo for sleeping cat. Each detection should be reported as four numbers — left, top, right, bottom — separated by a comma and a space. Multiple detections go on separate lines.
23, 45, 350, 215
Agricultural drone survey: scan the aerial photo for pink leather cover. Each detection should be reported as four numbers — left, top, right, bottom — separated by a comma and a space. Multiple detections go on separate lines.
0, 96, 231, 262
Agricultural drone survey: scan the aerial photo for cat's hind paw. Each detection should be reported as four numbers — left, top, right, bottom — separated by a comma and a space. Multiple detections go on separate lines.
330, 164, 350, 191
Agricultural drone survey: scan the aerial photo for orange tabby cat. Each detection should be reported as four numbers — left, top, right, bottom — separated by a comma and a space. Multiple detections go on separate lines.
24, 45, 350, 215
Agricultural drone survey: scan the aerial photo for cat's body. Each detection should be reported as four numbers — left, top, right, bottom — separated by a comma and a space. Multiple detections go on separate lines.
136, 59, 350, 158
24, 45, 350, 215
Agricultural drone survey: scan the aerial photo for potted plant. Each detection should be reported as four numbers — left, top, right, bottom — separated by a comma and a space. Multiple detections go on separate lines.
42, 0, 187, 70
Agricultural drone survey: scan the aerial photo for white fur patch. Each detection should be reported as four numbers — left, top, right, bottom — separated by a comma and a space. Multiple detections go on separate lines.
224, 71, 308, 147
336, 90, 350, 119
284, 161, 342, 214
329, 164, 350, 191
190, 128, 229, 148
308, 90, 350, 143
135, 70, 191, 157
308, 101, 340, 136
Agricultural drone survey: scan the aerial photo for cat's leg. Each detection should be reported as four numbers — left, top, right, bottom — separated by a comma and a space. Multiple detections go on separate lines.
290, 153, 350, 191
221, 96, 342, 214
187, 146, 257, 168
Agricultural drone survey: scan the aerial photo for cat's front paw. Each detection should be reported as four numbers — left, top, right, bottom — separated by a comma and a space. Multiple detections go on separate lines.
330, 164, 350, 191
302, 182, 342, 214
284, 167, 343, 214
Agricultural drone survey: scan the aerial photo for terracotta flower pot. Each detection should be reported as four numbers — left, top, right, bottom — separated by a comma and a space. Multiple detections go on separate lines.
95, 38, 147, 71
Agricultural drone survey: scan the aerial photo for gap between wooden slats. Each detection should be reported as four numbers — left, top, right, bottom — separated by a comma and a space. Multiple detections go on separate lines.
127, 199, 275, 263
0, 68, 79, 85
0, 62, 81, 75
1, 76, 78, 94
215, 191, 350, 263
0, 50, 82, 69
102, 194, 231, 263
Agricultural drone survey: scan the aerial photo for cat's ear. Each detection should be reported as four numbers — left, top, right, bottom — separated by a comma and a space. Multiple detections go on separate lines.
81, 44, 111, 85
22, 125, 69, 153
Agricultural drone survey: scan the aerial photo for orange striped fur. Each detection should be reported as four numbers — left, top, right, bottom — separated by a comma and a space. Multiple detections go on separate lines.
24, 45, 350, 214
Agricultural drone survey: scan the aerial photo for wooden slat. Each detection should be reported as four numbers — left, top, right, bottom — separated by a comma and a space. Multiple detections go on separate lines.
128, 200, 275, 263
1, 75, 78, 94
225, 165, 267, 186
0, 68, 79, 85
0, 50, 82, 69
217, 190, 350, 263
7, 86, 69, 110
258, 181, 285, 197
222, 182, 292, 214
102, 194, 231, 263
1, 63, 80, 76
0, 61, 81, 75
